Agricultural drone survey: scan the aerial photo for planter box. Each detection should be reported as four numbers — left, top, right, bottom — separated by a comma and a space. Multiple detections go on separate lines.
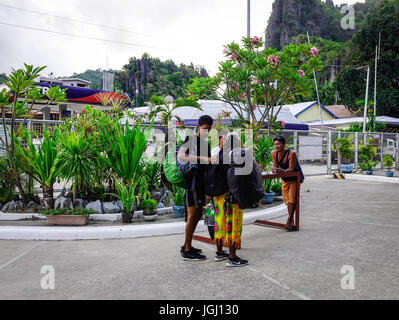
46, 215, 89, 226
341, 164, 353, 173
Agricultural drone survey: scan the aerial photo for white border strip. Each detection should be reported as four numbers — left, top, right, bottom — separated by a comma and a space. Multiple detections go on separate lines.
344, 174, 399, 184
0, 204, 287, 240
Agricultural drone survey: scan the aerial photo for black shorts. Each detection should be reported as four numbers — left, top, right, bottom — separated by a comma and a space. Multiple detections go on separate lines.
185, 189, 206, 208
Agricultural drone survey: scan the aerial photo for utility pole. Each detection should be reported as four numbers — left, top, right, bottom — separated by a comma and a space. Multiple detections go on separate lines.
374, 32, 381, 118
373, 46, 378, 118
355, 65, 370, 133
363, 66, 370, 133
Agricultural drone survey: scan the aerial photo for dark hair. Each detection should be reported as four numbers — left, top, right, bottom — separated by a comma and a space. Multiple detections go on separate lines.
198, 115, 213, 126
273, 136, 286, 144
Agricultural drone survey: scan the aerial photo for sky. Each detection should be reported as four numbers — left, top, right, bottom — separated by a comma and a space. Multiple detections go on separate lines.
0, 0, 364, 78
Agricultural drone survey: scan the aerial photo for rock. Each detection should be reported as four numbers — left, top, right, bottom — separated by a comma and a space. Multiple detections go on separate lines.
151, 192, 162, 202
64, 189, 73, 199
58, 187, 67, 199
85, 200, 103, 214
113, 200, 123, 211
54, 197, 73, 210
157, 202, 166, 209
102, 202, 120, 214
25, 201, 39, 212
158, 187, 166, 197
73, 199, 85, 209
3, 200, 24, 212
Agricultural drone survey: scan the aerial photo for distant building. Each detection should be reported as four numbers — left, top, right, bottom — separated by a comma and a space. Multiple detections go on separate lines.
324, 105, 354, 119
286, 101, 338, 123
309, 116, 399, 133
39, 77, 91, 88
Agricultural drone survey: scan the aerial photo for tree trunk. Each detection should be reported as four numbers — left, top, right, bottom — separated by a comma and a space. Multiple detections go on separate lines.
42, 185, 54, 210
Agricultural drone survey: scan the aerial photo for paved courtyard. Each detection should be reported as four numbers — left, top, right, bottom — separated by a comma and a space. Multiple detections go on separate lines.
0, 176, 398, 300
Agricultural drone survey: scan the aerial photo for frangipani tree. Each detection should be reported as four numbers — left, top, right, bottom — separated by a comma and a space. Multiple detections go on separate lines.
187, 37, 323, 136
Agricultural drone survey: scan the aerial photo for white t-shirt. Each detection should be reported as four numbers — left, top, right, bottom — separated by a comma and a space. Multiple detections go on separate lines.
211, 146, 221, 157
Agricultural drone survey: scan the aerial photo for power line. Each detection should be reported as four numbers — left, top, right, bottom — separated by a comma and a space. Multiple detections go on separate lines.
0, 2, 171, 40
0, 21, 184, 53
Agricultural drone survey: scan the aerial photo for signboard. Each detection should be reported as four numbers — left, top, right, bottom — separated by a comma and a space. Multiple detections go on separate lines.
299, 136, 323, 160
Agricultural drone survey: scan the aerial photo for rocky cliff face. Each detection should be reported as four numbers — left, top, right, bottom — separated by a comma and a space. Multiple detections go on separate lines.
265, 0, 355, 49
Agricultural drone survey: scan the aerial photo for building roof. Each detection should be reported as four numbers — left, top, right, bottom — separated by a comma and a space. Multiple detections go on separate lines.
310, 116, 399, 127
129, 100, 309, 130
58, 78, 92, 84
324, 105, 354, 118
286, 101, 338, 119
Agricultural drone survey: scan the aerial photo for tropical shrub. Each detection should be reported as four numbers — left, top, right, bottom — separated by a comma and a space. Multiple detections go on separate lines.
102, 119, 154, 184
359, 141, 379, 171
383, 154, 394, 172
140, 199, 158, 211
57, 130, 100, 202
336, 137, 354, 163
16, 128, 60, 209
173, 186, 185, 206
254, 135, 274, 171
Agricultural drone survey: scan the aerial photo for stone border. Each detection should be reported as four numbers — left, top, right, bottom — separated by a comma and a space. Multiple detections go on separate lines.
0, 204, 287, 240
0, 207, 174, 222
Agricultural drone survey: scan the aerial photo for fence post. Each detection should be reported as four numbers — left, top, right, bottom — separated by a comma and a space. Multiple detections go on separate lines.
380, 133, 384, 170
354, 132, 359, 170
327, 131, 332, 175
337, 131, 341, 172
396, 133, 399, 170
294, 131, 298, 153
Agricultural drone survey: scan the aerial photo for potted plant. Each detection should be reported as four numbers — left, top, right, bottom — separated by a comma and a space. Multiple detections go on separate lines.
172, 187, 185, 218
262, 178, 275, 204
140, 199, 159, 221
383, 154, 395, 177
336, 137, 354, 173
359, 142, 379, 175
42, 208, 94, 226
113, 179, 136, 223
271, 180, 282, 197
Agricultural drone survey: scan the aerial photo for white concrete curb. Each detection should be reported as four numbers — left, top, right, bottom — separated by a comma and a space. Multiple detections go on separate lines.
0, 207, 174, 222
0, 204, 287, 241
344, 174, 399, 184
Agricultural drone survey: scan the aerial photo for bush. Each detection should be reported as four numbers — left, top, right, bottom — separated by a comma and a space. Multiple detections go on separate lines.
383, 154, 394, 171
173, 187, 185, 206
140, 199, 158, 211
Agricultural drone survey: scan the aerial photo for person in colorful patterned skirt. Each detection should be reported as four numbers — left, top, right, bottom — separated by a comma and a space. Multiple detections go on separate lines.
210, 132, 248, 267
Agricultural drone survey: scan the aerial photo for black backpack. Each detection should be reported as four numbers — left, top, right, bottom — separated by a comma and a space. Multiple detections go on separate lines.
226, 148, 264, 209
204, 150, 229, 197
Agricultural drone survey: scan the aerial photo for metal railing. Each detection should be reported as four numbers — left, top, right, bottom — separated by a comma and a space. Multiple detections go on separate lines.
1, 119, 399, 175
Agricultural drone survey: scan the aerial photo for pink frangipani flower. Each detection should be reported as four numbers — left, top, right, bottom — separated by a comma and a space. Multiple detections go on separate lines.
297, 70, 305, 78
310, 47, 319, 58
230, 53, 239, 61
266, 55, 280, 68
250, 36, 260, 46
